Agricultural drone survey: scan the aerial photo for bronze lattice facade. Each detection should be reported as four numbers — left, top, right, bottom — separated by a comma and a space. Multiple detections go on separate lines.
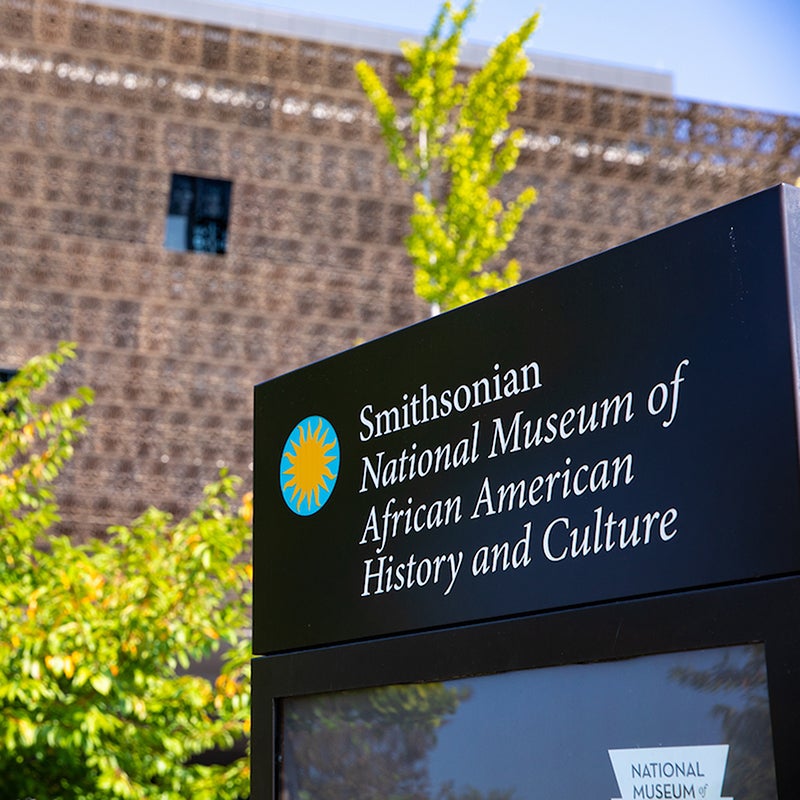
1, 0, 799, 535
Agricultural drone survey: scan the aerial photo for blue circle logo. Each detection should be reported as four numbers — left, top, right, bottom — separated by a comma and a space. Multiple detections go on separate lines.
280, 416, 340, 516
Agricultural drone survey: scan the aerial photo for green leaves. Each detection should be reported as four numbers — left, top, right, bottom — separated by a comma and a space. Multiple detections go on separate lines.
0, 347, 251, 799
356, 2, 539, 311
0, 343, 93, 558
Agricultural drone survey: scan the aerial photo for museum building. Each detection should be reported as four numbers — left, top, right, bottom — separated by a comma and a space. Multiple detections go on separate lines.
1, 0, 798, 535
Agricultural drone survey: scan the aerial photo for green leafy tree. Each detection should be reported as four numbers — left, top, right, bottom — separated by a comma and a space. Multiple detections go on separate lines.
0, 343, 251, 800
356, 1, 539, 312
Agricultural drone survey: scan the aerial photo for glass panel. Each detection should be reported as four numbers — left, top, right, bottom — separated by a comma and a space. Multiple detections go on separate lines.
280, 644, 777, 800
165, 173, 231, 254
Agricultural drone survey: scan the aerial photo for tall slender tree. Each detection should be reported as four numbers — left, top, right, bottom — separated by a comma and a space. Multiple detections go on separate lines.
356, 1, 539, 312
0, 344, 250, 800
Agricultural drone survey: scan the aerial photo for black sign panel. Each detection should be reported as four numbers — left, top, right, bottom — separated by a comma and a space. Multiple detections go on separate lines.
253, 184, 800, 655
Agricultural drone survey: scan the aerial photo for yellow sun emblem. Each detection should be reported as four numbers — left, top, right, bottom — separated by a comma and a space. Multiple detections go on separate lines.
280, 416, 340, 516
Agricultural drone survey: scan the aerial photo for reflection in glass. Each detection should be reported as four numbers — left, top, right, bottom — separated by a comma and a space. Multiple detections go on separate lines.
281, 683, 468, 800
164, 174, 231, 254
279, 645, 777, 800
670, 646, 778, 799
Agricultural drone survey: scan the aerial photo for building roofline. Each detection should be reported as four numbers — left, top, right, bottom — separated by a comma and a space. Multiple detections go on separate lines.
87, 0, 674, 96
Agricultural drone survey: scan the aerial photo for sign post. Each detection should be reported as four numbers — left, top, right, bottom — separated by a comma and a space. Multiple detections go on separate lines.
252, 185, 800, 798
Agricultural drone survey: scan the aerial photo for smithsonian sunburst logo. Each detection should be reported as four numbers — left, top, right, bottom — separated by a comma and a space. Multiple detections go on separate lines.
280, 416, 340, 516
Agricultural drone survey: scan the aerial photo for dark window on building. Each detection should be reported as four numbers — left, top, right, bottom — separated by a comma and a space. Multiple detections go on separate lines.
164, 174, 232, 254
1, 368, 18, 414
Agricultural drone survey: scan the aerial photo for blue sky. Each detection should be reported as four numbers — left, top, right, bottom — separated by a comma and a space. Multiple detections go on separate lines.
239, 0, 800, 116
